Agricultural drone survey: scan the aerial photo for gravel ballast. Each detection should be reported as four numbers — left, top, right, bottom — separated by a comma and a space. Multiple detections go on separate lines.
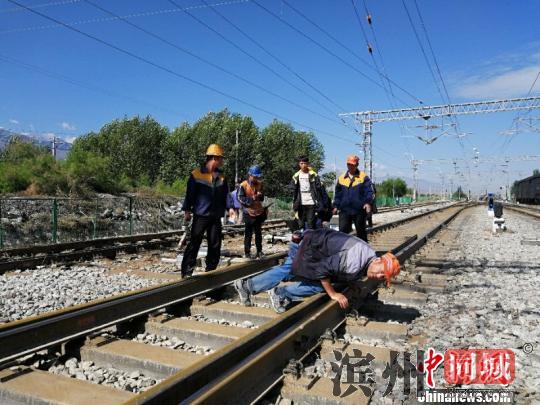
401, 206, 540, 403
0, 264, 169, 322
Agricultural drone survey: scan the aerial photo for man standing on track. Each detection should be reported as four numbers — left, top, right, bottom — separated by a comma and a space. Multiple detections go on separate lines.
332, 155, 373, 242
291, 155, 324, 230
181, 144, 230, 278
238, 165, 266, 259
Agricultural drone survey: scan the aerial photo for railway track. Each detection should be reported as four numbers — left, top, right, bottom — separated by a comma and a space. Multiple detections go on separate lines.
0, 202, 469, 404
0, 219, 289, 273
504, 203, 540, 220
0, 201, 451, 274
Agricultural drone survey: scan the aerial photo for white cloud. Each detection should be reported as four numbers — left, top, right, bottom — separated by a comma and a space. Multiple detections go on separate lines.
9, 119, 19, 124
65, 136, 77, 144
454, 65, 540, 100
60, 122, 76, 131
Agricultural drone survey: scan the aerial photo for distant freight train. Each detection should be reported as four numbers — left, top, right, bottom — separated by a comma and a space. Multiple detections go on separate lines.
515, 174, 540, 204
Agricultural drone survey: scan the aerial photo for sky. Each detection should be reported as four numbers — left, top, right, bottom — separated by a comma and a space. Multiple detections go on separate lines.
1, 0, 540, 195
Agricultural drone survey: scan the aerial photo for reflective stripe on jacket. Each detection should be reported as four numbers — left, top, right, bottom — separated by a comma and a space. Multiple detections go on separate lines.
182, 167, 230, 217
238, 180, 265, 217
291, 169, 323, 211
333, 170, 373, 215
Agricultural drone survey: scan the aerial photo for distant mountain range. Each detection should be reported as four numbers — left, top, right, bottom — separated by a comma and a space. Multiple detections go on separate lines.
0, 128, 72, 159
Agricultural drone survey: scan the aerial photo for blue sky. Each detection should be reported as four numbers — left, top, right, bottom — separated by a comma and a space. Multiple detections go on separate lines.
1, 0, 539, 194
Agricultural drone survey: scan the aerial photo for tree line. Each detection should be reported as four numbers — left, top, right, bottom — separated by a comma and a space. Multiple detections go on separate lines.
0, 109, 324, 197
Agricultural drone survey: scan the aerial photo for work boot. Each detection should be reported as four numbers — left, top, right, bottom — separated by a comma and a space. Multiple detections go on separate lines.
233, 279, 252, 306
181, 267, 194, 279
268, 287, 286, 313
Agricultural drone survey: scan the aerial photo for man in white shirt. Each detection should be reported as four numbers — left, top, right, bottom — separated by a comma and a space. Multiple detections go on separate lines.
291, 156, 324, 229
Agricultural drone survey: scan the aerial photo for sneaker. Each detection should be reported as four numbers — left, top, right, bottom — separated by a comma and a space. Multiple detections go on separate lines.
234, 279, 252, 306
243, 253, 253, 259
255, 251, 264, 259
268, 287, 286, 313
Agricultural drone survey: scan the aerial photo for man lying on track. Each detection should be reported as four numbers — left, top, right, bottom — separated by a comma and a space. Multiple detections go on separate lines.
234, 228, 400, 313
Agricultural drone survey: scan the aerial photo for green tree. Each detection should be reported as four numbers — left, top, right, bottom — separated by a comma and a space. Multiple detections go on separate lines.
64, 148, 119, 194
377, 177, 408, 198
161, 110, 260, 188
71, 115, 168, 186
0, 138, 68, 194
533, 169, 540, 176
452, 186, 464, 200
258, 120, 325, 196
321, 171, 336, 189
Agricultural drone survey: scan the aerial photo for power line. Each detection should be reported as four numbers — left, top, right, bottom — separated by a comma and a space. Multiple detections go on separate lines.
406, 0, 471, 181
401, 0, 445, 104
281, 0, 422, 106
0, 0, 252, 33
0, 0, 80, 14
199, 0, 346, 113
166, 0, 339, 116
0, 53, 192, 121
252, 0, 416, 107
82, 0, 341, 125
6, 0, 356, 146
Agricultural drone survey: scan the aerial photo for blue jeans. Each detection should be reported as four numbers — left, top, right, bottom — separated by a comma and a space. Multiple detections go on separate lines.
247, 258, 294, 294
246, 242, 299, 294
275, 280, 324, 302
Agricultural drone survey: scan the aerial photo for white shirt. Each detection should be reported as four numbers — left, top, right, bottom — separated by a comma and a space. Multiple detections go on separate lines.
299, 171, 314, 205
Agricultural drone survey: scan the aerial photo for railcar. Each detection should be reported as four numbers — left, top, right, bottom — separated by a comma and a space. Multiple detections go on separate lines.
515, 174, 540, 204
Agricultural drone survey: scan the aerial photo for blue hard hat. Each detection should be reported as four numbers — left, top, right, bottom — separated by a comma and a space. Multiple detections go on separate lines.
248, 165, 263, 178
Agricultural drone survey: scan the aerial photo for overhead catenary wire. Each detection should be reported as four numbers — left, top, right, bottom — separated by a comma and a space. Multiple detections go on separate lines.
198, 0, 346, 114
0, 53, 192, 121
280, 0, 423, 106
82, 0, 342, 126
404, 0, 471, 186
251, 0, 416, 107
0, 0, 252, 33
6, 0, 356, 146
166, 0, 340, 116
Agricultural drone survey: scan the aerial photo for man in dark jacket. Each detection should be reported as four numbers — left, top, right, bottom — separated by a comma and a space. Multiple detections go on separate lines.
291, 156, 324, 229
267, 228, 400, 312
181, 144, 230, 278
332, 155, 373, 241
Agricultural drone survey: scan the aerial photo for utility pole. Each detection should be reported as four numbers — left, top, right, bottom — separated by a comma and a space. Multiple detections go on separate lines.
235, 129, 239, 185
51, 136, 57, 159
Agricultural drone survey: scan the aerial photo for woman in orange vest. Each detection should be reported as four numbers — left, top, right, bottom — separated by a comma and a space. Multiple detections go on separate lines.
238, 165, 266, 259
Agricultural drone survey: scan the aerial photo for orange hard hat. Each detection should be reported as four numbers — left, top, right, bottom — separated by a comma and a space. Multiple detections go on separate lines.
346, 155, 360, 165
206, 144, 224, 157
380, 252, 400, 287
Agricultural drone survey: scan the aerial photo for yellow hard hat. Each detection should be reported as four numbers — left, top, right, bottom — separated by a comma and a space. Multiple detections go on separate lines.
206, 144, 224, 157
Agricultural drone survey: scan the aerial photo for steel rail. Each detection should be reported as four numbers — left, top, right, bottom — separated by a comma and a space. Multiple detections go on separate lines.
0, 219, 286, 257
504, 204, 540, 220
0, 253, 285, 365
0, 203, 460, 367
0, 219, 287, 273
131, 204, 468, 404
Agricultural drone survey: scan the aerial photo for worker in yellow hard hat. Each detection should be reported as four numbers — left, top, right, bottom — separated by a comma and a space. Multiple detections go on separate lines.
181, 144, 231, 277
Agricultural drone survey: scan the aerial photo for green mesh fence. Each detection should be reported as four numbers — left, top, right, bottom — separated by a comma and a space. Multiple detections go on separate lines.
0, 196, 182, 249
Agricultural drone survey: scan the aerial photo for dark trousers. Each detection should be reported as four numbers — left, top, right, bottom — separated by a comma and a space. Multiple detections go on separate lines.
244, 214, 265, 255
339, 211, 368, 242
181, 215, 222, 275
298, 205, 316, 229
